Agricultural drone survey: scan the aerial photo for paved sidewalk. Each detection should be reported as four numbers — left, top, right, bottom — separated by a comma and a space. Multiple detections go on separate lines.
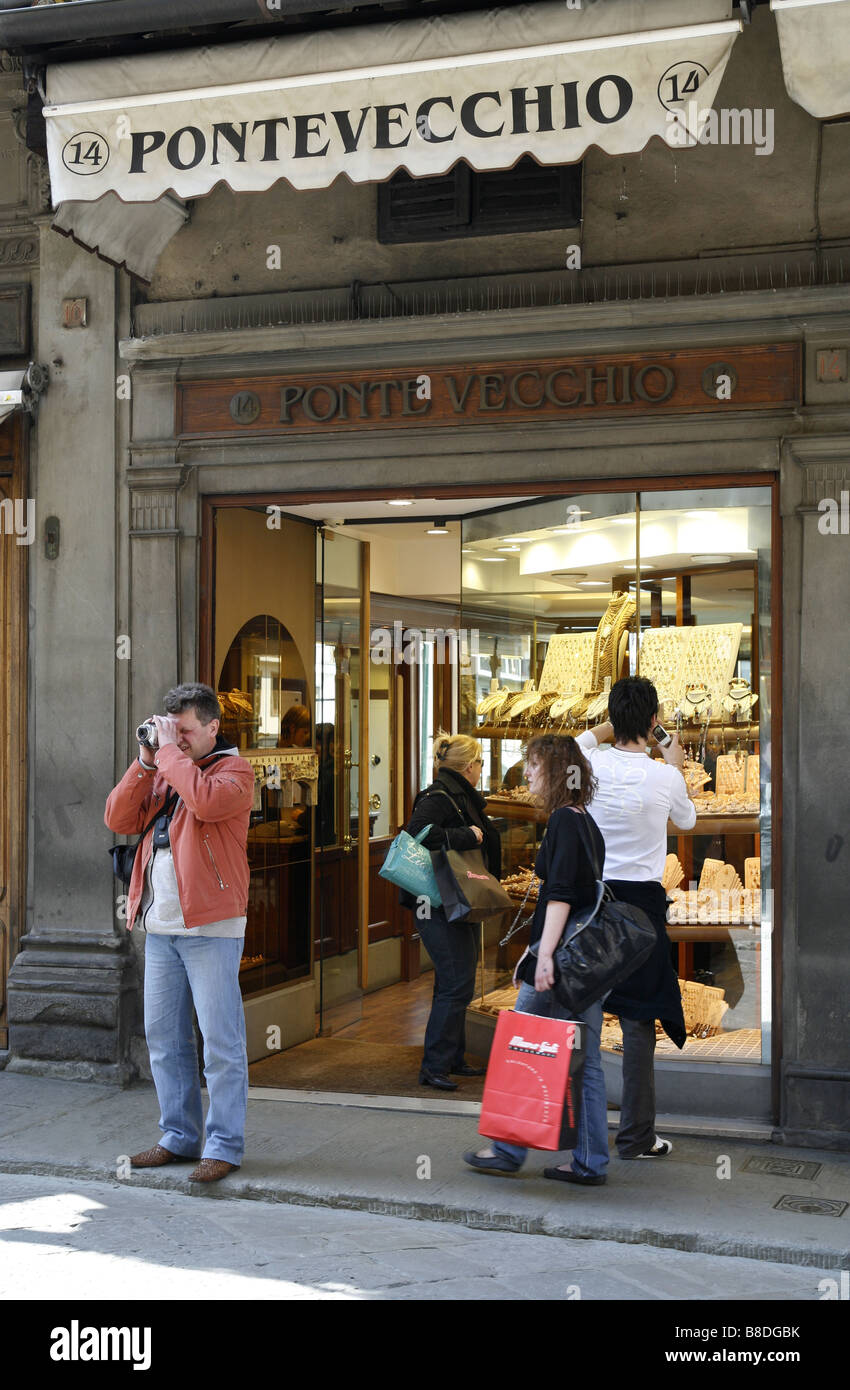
0, 1173, 827, 1301
0, 1072, 847, 1269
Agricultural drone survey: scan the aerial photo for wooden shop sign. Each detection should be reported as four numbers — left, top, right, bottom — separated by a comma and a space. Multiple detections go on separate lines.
177, 343, 800, 437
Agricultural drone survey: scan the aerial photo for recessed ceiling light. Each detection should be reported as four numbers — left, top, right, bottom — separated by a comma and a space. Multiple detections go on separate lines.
503, 536, 536, 543
427, 520, 449, 535
690, 554, 731, 564
478, 556, 506, 563
386, 499, 415, 507
577, 580, 609, 587
622, 563, 655, 570
551, 571, 587, 579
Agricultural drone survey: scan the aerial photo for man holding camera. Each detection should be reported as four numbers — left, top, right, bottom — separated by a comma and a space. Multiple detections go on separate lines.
577, 676, 696, 1162
105, 683, 254, 1182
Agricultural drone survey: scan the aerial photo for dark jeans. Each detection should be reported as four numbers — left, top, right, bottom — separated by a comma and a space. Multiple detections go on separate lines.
616, 1016, 658, 1157
417, 909, 478, 1075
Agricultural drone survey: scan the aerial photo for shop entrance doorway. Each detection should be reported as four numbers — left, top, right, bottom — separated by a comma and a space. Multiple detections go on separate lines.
202, 476, 778, 1118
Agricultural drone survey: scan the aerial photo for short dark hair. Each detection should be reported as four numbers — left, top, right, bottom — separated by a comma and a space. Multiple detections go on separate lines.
608, 677, 658, 744
163, 682, 221, 725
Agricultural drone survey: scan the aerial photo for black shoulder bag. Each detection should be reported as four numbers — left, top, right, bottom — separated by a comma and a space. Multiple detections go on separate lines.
522, 812, 657, 1012
108, 789, 178, 889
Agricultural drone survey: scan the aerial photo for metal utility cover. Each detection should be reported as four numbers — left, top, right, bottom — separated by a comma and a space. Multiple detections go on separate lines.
773, 1195, 847, 1218
743, 1155, 822, 1181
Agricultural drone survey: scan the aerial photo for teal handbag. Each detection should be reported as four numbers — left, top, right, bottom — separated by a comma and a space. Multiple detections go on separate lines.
379, 824, 443, 906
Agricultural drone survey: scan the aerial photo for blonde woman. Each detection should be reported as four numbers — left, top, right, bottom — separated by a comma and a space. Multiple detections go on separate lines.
402, 732, 502, 1090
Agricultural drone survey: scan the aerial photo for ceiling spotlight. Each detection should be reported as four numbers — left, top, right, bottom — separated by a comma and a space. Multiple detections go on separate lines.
427, 520, 449, 535
386, 499, 415, 507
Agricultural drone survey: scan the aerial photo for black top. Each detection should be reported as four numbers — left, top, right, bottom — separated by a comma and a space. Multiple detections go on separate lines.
401, 767, 502, 909
529, 807, 605, 948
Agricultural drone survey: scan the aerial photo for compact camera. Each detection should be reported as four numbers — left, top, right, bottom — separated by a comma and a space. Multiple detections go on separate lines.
136, 720, 159, 750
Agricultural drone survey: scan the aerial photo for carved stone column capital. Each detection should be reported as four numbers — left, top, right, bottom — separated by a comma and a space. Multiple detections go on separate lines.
127, 463, 188, 536
785, 436, 850, 513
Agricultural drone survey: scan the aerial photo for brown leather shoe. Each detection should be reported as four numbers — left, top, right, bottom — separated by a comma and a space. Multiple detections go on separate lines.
130, 1145, 199, 1168
188, 1159, 240, 1183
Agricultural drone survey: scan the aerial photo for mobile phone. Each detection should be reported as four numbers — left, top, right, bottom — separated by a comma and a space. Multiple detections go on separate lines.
651, 722, 672, 747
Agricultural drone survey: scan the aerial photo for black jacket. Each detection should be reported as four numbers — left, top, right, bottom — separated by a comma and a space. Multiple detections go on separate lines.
400, 767, 501, 909
604, 878, 687, 1048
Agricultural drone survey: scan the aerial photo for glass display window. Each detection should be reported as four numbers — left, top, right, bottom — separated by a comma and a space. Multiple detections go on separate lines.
460, 484, 774, 1068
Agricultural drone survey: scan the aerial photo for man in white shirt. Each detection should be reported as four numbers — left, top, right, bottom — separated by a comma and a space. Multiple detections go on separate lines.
576, 676, 696, 1160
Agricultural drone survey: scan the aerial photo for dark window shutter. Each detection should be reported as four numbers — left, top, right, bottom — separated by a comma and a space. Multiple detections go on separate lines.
378, 155, 581, 244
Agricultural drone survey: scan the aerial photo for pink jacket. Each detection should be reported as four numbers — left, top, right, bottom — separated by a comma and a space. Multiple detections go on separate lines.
105, 739, 254, 930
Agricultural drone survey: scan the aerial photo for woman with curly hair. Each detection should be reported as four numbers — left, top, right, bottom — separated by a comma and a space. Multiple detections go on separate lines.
463, 734, 610, 1184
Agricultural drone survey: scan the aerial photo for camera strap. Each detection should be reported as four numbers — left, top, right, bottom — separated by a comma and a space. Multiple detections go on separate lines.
141, 787, 179, 845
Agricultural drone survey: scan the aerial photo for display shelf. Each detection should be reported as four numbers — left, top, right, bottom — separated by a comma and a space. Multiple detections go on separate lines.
489, 805, 758, 834
666, 924, 759, 942
485, 797, 546, 823
668, 815, 759, 836
478, 721, 760, 741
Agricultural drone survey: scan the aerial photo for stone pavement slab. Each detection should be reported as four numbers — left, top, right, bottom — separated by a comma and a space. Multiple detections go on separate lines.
0, 1174, 830, 1302
0, 1072, 847, 1269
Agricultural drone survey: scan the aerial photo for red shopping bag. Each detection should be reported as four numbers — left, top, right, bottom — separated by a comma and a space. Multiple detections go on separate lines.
478, 1009, 584, 1151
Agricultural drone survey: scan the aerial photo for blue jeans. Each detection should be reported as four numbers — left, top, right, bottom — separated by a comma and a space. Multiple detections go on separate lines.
492, 983, 609, 1178
143, 933, 249, 1165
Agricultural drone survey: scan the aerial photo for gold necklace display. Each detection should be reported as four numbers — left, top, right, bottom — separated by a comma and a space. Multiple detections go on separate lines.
591, 591, 636, 690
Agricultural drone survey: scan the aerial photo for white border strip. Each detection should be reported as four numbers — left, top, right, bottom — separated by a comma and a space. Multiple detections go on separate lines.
771, 0, 847, 10
246, 1088, 775, 1138
247, 1085, 482, 1116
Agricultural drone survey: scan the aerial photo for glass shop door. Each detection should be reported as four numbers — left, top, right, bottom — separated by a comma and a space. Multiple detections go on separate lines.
315, 527, 371, 1031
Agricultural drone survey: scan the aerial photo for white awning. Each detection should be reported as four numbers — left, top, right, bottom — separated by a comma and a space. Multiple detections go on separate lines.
42, 0, 740, 276
771, 0, 850, 118
0, 370, 26, 426
52, 191, 188, 282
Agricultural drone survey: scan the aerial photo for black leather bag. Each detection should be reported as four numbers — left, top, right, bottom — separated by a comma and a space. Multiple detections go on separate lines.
523, 813, 657, 1013
108, 789, 178, 888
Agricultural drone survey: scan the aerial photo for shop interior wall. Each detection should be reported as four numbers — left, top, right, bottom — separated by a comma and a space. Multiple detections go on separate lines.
214, 508, 316, 712
142, 8, 850, 307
